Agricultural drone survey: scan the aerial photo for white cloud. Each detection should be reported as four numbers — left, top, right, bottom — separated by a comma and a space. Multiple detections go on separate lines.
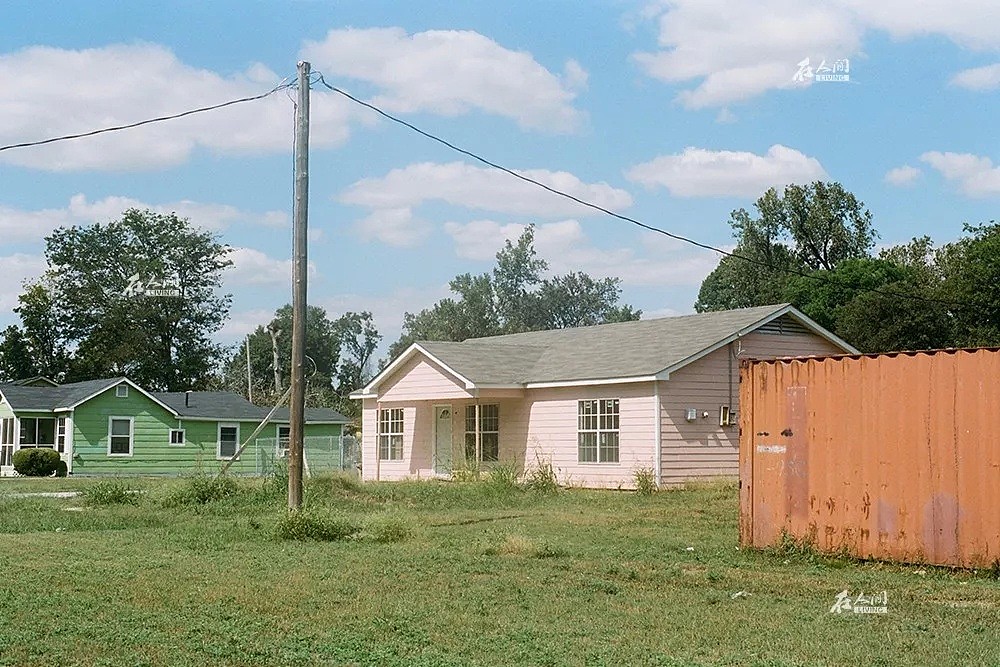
224, 247, 297, 287
625, 144, 827, 197
950, 63, 1000, 90
342, 161, 633, 219
218, 308, 276, 342
715, 108, 738, 124
354, 207, 431, 247
0, 43, 360, 171
634, 1, 861, 108
634, 0, 1000, 107
884, 165, 922, 186
301, 27, 586, 132
0, 194, 286, 246
0, 254, 46, 311
920, 151, 1000, 196
443, 219, 719, 288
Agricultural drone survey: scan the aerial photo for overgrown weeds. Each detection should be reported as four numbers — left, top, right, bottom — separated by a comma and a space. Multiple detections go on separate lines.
363, 511, 415, 543
487, 533, 567, 559
82, 479, 139, 506
158, 475, 244, 507
524, 454, 559, 495
633, 467, 657, 496
275, 509, 360, 542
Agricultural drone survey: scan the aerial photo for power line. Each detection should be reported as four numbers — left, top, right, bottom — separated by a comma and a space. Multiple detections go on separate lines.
0, 79, 293, 154
315, 74, 975, 311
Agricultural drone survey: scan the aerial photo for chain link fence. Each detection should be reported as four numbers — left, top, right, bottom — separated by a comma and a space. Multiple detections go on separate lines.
253, 435, 359, 478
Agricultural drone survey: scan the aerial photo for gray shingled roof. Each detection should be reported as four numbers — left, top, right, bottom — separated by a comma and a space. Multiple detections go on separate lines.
0, 378, 123, 411
0, 380, 349, 423
408, 304, 823, 385
153, 392, 348, 423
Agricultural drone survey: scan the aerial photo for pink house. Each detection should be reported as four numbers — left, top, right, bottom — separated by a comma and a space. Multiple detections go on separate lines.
351, 304, 857, 489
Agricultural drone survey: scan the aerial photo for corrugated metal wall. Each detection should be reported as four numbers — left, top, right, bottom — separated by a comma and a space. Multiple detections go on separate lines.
739, 349, 1000, 567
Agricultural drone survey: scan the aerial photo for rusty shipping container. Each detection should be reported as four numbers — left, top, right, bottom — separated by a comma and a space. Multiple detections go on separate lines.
739, 348, 1000, 568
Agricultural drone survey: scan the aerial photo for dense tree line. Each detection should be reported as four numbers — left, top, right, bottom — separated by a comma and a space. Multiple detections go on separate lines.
696, 182, 999, 352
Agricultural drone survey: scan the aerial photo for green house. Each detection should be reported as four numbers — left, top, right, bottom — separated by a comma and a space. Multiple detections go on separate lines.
0, 377, 349, 476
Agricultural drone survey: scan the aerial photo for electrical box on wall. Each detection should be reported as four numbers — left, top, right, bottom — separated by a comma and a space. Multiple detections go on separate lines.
685, 408, 697, 422
720, 405, 736, 426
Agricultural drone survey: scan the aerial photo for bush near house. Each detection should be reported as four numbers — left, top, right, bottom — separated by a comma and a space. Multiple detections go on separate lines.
11, 448, 61, 477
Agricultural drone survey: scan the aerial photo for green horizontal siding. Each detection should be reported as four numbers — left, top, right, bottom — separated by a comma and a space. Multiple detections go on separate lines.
69, 385, 342, 476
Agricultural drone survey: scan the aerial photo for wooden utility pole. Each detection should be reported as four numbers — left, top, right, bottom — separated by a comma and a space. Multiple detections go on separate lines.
245, 335, 253, 403
288, 60, 310, 510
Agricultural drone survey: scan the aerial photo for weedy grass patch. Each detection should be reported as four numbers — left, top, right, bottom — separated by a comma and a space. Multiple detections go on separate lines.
0, 476, 997, 667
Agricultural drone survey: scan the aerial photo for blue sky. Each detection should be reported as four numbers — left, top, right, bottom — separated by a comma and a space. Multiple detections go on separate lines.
1, 1, 998, 359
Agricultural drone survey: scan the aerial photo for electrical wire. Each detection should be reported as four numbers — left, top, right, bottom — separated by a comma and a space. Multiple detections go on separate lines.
0, 79, 293, 154
315, 73, 978, 311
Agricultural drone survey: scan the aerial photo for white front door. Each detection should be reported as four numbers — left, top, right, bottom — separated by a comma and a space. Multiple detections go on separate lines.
433, 405, 453, 474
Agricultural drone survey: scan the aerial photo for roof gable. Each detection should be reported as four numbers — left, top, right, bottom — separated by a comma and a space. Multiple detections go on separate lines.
355, 304, 858, 395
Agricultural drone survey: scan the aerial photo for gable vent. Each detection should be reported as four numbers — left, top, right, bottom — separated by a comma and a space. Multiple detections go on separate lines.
756, 315, 810, 336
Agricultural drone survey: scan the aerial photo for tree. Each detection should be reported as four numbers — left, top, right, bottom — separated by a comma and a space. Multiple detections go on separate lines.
389, 225, 641, 359
937, 222, 1000, 347
224, 306, 381, 418
27, 208, 232, 390
0, 326, 35, 381
695, 182, 876, 312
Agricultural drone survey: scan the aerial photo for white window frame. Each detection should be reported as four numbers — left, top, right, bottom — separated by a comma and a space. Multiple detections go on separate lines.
116, 384, 129, 398
56, 416, 67, 453
107, 416, 134, 457
577, 398, 620, 464
169, 428, 185, 446
378, 408, 404, 461
276, 425, 290, 456
217, 423, 240, 460
464, 404, 500, 463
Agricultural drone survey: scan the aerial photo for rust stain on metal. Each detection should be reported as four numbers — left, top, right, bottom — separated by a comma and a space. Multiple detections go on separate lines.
740, 348, 1000, 568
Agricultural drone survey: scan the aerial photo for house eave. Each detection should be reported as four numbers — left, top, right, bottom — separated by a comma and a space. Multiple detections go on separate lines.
524, 375, 660, 389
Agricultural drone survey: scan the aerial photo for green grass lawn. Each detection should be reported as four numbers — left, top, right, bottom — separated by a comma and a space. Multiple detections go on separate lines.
0, 475, 997, 667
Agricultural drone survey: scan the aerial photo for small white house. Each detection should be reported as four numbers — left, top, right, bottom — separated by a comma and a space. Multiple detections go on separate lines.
351, 304, 857, 488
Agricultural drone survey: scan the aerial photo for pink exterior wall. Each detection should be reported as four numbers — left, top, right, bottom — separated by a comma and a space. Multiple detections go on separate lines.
360, 322, 847, 487
379, 355, 475, 402
659, 330, 846, 486
518, 383, 657, 489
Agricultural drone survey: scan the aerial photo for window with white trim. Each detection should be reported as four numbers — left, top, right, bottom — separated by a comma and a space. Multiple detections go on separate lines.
108, 417, 134, 456
218, 424, 239, 460
276, 425, 290, 456
116, 385, 128, 398
0, 417, 14, 466
578, 399, 619, 463
19, 417, 56, 448
56, 417, 67, 453
464, 404, 499, 463
378, 408, 403, 460
169, 429, 185, 446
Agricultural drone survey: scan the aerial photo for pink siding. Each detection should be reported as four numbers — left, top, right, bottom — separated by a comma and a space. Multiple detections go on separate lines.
659, 330, 846, 486
518, 384, 657, 489
378, 355, 474, 402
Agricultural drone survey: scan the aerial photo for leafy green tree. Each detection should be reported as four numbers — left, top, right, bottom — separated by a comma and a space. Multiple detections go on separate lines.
35, 208, 232, 390
696, 182, 876, 312
0, 326, 35, 381
389, 225, 641, 359
937, 222, 1000, 347
224, 306, 380, 418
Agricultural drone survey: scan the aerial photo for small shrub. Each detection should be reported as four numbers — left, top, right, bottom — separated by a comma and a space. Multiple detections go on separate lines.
275, 509, 360, 542
633, 467, 657, 496
12, 448, 61, 477
364, 511, 414, 543
160, 475, 242, 507
524, 454, 559, 494
83, 480, 138, 506
54, 461, 68, 478
489, 463, 521, 491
